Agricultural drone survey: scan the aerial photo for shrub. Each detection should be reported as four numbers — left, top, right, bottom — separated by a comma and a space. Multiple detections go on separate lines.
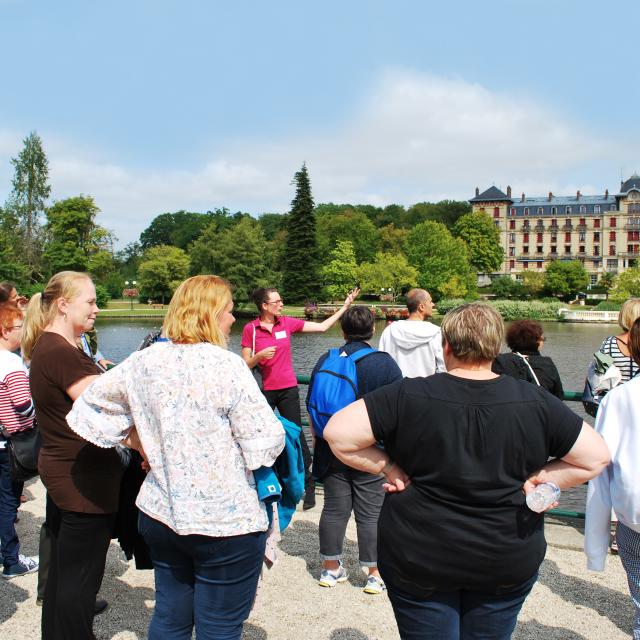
595, 301, 621, 311
435, 298, 563, 321
95, 284, 111, 309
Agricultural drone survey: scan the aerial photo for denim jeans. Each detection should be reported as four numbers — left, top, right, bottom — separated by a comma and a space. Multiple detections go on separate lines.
386, 573, 538, 640
318, 460, 384, 567
0, 447, 24, 569
138, 511, 266, 640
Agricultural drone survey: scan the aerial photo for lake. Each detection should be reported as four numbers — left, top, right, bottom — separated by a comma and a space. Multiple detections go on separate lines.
95, 317, 618, 514
95, 317, 615, 398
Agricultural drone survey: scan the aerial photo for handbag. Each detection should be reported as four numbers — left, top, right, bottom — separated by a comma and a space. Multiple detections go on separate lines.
1, 424, 41, 482
251, 324, 263, 390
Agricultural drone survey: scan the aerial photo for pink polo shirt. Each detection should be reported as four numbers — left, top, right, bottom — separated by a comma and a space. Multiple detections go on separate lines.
241, 316, 305, 391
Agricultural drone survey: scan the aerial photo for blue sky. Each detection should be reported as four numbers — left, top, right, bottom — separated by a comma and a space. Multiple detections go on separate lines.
1, 0, 639, 246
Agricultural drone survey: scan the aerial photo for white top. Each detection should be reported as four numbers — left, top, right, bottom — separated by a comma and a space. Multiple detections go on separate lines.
584, 375, 640, 571
378, 320, 446, 377
67, 342, 285, 537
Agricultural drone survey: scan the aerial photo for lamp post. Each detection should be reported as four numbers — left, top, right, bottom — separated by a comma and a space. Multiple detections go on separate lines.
124, 280, 137, 311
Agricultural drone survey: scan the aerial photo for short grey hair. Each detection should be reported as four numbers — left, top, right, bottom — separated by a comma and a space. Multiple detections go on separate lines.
440, 303, 504, 363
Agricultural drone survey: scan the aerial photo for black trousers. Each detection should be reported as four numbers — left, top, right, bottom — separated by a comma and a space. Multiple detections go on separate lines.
42, 496, 115, 640
262, 385, 314, 493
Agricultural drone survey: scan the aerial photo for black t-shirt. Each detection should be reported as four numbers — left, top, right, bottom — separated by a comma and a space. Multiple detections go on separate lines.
364, 372, 582, 595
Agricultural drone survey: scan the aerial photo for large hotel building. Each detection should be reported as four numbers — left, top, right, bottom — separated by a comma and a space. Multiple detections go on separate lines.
469, 174, 640, 284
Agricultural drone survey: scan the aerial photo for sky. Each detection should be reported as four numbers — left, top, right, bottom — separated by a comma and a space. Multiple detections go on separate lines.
1, 0, 639, 247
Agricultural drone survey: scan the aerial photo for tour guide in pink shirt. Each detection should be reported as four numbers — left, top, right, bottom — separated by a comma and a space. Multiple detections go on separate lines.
241, 287, 359, 509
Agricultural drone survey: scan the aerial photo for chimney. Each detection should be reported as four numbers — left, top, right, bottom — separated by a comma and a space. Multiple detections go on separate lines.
475, 187, 479, 197
548, 191, 553, 202
576, 190, 581, 201
605, 189, 609, 200
507, 185, 512, 198
521, 192, 525, 202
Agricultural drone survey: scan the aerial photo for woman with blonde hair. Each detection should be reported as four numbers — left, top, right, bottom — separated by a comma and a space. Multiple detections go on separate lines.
67, 275, 285, 640
23, 271, 122, 640
595, 297, 640, 384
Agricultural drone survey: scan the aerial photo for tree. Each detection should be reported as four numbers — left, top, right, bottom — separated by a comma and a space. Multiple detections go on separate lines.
491, 275, 522, 299
403, 200, 471, 230
317, 208, 378, 263
358, 252, 418, 300
453, 212, 504, 273
377, 224, 409, 254
610, 267, 640, 303
321, 240, 358, 302
0, 206, 28, 283
42, 196, 115, 277
543, 260, 589, 299
139, 210, 214, 251
7, 131, 51, 278
521, 271, 545, 298
404, 221, 476, 300
137, 245, 190, 303
190, 217, 276, 301
282, 164, 322, 302
598, 271, 616, 300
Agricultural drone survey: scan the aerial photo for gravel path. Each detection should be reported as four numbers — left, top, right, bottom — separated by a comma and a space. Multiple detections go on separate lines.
0, 479, 633, 639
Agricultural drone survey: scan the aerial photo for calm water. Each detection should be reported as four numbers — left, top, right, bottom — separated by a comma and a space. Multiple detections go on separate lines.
95, 317, 618, 514
95, 317, 615, 398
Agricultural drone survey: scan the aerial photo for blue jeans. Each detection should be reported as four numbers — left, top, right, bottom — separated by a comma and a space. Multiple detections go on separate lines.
138, 511, 266, 640
387, 573, 538, 640
0, 447, 24, 569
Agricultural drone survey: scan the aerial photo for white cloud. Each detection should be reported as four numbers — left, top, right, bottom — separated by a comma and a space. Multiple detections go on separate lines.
0, 69, 634, 246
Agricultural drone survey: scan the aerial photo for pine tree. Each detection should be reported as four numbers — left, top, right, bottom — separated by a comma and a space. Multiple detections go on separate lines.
8, 131, 51, 279
282, 164, 321, 303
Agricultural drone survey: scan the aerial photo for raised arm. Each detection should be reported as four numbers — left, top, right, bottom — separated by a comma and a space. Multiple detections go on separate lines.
302, 288, 360, 333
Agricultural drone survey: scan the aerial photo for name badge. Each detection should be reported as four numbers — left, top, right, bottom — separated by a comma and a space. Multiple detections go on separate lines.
274, 330, 287, 340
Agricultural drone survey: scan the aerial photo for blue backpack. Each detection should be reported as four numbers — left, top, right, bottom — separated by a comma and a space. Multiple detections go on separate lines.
307, 347, 376, 438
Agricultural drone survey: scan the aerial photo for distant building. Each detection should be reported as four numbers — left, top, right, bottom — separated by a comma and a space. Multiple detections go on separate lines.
470, 175, 640, 284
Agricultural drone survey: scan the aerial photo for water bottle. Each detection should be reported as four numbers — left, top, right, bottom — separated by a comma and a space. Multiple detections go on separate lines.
526, 482, 561, 513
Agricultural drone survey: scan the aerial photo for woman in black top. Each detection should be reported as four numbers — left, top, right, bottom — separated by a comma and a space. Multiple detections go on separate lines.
492, 320, 564, 399
324, 303, 609, 640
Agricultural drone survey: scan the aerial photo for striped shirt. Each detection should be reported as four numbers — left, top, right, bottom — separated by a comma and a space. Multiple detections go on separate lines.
0, 350, 35, 441
598, 335, 640, 383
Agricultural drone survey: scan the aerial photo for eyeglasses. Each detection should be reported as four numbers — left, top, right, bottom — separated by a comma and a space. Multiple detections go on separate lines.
266, 299, 283, 305
9, 325, 23, 331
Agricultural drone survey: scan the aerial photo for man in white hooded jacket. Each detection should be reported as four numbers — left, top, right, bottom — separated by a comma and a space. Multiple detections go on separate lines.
378, 289, 446, 377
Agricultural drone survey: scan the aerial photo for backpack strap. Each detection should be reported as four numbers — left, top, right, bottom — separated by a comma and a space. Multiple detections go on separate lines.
347, 347, 377, 363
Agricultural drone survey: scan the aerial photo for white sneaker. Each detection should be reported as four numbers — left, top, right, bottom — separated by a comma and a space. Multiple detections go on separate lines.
363, 574, 386, 595
318, 564, 348, 587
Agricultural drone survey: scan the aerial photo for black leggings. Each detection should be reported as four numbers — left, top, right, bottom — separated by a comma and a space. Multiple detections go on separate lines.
262, 385, 313, 492
42, 496, 115, 640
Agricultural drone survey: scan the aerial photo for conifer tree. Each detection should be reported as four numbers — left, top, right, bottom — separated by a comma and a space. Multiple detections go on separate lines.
8, 131, 51, 279
282, 164, 321, 302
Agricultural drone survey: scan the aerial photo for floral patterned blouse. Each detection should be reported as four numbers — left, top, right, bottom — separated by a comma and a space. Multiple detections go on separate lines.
66, 341, 285, 537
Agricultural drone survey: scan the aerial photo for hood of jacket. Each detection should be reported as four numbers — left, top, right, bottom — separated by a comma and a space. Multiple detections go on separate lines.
383, 320, 441, 350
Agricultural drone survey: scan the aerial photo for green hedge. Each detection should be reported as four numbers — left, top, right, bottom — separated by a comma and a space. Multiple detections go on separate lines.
594, 300, 621, 311
435, 298, 564, 321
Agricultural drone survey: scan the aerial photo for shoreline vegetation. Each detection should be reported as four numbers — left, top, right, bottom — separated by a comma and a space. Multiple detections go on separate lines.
98, 298, 614, 322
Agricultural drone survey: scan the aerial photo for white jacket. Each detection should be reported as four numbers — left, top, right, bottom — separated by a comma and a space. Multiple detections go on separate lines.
584, 375, 640, 571
378, 320, 446, 378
